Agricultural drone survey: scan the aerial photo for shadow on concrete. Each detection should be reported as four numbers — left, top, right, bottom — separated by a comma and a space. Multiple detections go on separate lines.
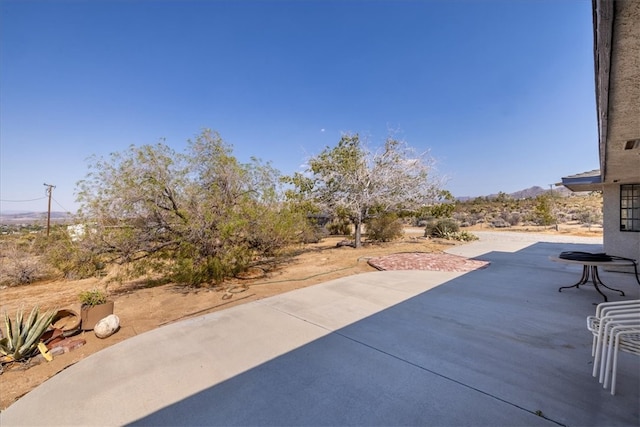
129, 241, 640, 427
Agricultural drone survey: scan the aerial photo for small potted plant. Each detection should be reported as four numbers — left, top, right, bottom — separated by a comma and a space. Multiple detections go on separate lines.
79, 288, 114, 331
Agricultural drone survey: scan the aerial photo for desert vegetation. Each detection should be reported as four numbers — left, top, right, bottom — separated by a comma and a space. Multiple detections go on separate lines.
1, 129, 444, 288
0, 129, 603, 289
283, 132, 442, 248
450, 191, 603, 230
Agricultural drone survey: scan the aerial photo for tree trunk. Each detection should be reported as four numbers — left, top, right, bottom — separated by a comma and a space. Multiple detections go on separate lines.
354, 214, 362, 248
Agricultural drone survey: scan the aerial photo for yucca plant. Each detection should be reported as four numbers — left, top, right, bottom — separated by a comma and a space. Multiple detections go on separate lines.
0, 306, 56, 363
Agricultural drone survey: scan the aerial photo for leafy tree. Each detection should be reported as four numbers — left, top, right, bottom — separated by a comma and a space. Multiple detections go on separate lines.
285, 133, 441, 247
418, 189, 456, 219
533, 194, 555, 226
75, 129, 305, 286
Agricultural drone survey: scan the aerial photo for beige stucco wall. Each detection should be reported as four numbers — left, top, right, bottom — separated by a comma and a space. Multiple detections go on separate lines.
605, 1, 639, 184
601, 1, 640, 265
603, 185, 640, 267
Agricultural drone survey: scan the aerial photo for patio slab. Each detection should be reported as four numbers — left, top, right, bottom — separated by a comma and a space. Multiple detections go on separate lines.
1, 232, 638, 426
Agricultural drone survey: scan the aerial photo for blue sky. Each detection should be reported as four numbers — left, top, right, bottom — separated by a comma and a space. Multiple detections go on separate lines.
1, 0, 599, 214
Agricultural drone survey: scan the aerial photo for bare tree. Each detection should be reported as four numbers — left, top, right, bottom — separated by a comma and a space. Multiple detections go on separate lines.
286, 133, 442, 247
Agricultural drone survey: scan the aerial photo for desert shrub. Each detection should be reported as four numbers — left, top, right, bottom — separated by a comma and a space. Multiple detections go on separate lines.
171, 243, 252, 286
506, 212, 521, 226
455, 230, 479, 241
0, 240, 48, 286
297, 214, 330, 243
490, 218, 510, 228
299, 225, 328, 244
327, 218, 352, 236
576, 208, 603, 231
424, 218, 460, 238
470, 212, 485, 225
453, 211, 477, 227
366, 213, 404, 242
38, 228, 102, 280
246, 206, 309, 256
79, 288, 108, 307
577, 209, 603, 227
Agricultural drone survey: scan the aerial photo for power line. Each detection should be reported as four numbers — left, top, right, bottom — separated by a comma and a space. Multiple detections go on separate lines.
51, 196, 74, 215
0, 196, 47, 203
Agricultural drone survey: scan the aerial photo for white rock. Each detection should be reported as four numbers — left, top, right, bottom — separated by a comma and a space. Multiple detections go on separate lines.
94, 314, 120, 339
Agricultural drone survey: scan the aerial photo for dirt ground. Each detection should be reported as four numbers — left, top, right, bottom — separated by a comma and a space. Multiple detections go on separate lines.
0, 225, 601, 410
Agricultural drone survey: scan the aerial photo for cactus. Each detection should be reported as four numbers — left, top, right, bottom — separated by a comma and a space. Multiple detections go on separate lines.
0, 306, 56, 363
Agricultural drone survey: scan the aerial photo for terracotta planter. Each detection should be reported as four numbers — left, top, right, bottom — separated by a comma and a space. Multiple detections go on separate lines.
51, 309, 81, 337
80, 301, 114, 331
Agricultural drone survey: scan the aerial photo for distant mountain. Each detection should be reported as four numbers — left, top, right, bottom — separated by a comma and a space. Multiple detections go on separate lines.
458, 185, 573, 201
0, 211, 73, 224
502, 186, 547, 199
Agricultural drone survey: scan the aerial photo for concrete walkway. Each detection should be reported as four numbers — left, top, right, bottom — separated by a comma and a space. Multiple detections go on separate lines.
2, 232, 639, 426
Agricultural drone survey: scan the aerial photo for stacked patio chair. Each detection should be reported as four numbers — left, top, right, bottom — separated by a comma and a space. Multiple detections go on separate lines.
587, 299, 640, 395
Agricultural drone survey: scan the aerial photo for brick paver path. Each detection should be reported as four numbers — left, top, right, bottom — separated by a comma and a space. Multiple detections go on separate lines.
367, 252, 490, 272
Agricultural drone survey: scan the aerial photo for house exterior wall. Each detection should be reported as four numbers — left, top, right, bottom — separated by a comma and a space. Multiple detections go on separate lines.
601, 1, 640, 265
603, 185, 640, 265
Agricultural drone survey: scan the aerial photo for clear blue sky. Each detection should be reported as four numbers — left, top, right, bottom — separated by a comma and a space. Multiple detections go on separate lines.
1, 0, 599, 214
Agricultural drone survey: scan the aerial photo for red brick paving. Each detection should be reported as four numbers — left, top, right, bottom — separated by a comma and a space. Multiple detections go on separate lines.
367, 252, 490, 272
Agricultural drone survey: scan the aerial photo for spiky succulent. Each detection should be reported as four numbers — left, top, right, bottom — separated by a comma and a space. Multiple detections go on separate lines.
0, 306, 56, 363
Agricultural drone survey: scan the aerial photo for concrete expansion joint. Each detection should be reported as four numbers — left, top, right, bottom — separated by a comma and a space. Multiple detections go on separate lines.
333, 330, 568, 427
261, 303, 336, 333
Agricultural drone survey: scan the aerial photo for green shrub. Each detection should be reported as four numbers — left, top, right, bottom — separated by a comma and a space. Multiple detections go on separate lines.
454, 230, 479, 241
79, 289, 108, 307
366, 213, 404, 242
327, 219, 352, 236
299, 225, 328, 244
38, 228, 102, 280
424, 218, 460, 238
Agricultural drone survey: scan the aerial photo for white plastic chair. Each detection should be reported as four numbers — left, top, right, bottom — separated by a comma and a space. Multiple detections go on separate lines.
588, 300, 640, 356
587, 300, 640, 395
596, 316, 639, 380
593, 314, 639, 379
588, 302, 640, 356
603, 323, 640, 395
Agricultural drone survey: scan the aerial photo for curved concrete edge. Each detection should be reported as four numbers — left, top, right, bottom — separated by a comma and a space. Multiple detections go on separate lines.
1, 270, 459, 426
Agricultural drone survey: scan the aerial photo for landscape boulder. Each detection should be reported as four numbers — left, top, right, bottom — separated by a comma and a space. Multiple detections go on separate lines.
94, 314, 120, 339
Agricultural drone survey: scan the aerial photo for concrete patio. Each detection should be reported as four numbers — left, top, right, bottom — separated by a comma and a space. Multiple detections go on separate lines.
1, 232, 639, 426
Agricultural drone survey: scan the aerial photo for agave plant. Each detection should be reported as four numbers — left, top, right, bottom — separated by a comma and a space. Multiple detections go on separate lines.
0, 306, 56, 363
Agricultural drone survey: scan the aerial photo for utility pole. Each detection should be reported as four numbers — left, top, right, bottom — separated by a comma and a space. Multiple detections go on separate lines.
549, 184, 558, 231
43, 183, 55, 236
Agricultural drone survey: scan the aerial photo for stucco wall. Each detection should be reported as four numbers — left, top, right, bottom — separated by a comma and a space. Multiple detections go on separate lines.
601, 1, 640, 266
603, 184, 640, 267
605, 1, 640, 183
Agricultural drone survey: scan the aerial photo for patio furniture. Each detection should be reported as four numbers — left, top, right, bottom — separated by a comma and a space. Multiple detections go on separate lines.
587, 300, 640, 356
550, 252, 639, 302
587, 300, 640, 395
605, 324, 640, 395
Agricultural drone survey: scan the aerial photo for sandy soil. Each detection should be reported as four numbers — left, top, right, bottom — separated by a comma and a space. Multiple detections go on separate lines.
0, 225, 601, 410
